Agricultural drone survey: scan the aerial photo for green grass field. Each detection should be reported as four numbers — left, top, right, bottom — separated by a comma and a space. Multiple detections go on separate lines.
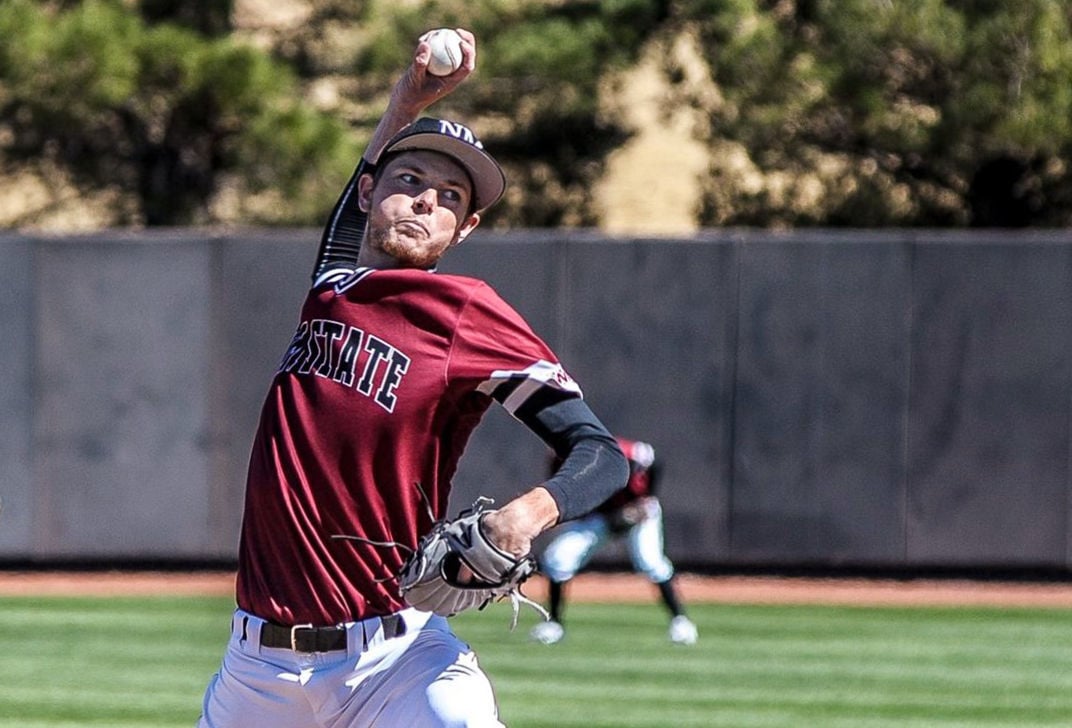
1, 595, 1070, 727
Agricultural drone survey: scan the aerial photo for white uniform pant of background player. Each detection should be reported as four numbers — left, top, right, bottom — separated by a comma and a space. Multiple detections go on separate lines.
540, 499, 674, 584
198, 608, 503, 728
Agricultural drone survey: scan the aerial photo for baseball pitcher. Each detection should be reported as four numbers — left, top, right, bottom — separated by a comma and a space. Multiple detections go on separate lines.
197, 29, 628, 728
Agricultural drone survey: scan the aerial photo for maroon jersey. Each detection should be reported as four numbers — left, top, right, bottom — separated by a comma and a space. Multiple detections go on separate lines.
236, 267, 582, 625
596, 438, 657, 514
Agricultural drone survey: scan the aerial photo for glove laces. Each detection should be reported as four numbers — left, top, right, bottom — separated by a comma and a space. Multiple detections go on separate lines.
465, 496, 551, 629
503, 589, 550, 630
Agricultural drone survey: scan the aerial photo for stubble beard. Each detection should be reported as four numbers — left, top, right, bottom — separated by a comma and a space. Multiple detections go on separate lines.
368, 224, 444, 270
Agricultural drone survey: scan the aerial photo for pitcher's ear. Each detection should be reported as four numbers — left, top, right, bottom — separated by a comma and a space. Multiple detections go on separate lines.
357, 172, 375, 213
452, 213, 481, 247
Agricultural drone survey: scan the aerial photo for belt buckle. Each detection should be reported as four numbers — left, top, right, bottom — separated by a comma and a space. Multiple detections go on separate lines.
290, 623, 315, 652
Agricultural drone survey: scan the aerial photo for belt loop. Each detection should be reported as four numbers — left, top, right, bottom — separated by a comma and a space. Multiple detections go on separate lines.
345, 619, 364, 655
385, 613, 406, 639
230, 610, 246, 644
246, 613, 265, 656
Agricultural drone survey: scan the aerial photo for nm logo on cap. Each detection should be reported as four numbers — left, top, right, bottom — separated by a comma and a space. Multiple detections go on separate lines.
437, 120, 485, 149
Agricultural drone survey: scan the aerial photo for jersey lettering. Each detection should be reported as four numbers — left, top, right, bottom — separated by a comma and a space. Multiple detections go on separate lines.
357, 336, 391, 396
333, 267, 377, 295
312, 320, 345, 378
375, 349, 410, 412
278, 321, 310, 371
332, 327, 364, 386
279, 318, 410, 412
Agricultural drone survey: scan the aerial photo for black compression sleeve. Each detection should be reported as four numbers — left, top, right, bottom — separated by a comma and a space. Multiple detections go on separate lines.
311, 158, 377, 283
519, 397, 629, 523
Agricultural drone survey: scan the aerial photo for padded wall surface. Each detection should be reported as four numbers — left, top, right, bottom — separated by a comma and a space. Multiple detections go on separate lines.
906, 237, 1072, 566
204, 230, 319, 555
557, 238, 737, 559
5, 229, 1072, 572
32, 235, 213, 557
0, 236, 34, 552
732, 236, 912, 564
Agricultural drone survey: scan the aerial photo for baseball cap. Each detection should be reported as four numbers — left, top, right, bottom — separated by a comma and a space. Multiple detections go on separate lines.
381, 117, 506, 212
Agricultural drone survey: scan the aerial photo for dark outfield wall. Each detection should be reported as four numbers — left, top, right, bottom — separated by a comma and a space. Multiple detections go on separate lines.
2, 229, 1071, 572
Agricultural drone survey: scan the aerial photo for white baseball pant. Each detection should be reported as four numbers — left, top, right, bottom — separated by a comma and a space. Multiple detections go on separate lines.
198, 607, 503, 728
539, 498, 674, 583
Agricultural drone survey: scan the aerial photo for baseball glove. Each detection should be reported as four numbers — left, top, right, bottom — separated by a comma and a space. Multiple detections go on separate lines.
398, 497, 547, 627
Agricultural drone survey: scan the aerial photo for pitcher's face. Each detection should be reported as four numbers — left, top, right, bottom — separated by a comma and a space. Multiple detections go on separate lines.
359, 150, 481, 269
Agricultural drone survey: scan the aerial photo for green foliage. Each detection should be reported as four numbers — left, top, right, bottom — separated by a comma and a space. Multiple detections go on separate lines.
957, 1, 1072, 152
0, 0, 139, 119
2, 0, 1071, 227
691, 0, 1072, 226
337, 0, 660, 227
0, 0, 358, 225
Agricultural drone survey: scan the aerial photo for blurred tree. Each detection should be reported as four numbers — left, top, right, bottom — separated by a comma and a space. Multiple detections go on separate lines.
263, 0, 1072, 228
1, 0, 1070, 228
688, 0, 1072, 227
0, 0, 358, 226
269, 0, 663, 227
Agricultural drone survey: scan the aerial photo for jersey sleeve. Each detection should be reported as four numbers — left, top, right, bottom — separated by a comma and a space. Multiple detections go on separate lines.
619, 438, 657, 499
447, 283, 628, 522
310, 158, 377, 285
448, 282, 583, 415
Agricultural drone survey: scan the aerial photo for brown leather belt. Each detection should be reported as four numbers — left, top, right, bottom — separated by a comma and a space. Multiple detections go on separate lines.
260, 613, 406, 652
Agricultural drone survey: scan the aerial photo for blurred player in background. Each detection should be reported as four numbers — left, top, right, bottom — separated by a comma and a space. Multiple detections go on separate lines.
530, 436, 699, 646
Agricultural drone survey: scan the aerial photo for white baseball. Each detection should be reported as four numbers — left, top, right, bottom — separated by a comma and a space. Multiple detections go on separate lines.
425, 28, 463, 76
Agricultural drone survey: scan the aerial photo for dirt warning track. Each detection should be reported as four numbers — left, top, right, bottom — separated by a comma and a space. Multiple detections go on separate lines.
2, 570, 1072, 608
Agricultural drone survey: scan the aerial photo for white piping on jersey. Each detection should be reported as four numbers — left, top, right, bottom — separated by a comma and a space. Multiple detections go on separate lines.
477, 360, 582, 414
331, 267, 377, 293
313, 266, 356, 289
316, 266, 440, 291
